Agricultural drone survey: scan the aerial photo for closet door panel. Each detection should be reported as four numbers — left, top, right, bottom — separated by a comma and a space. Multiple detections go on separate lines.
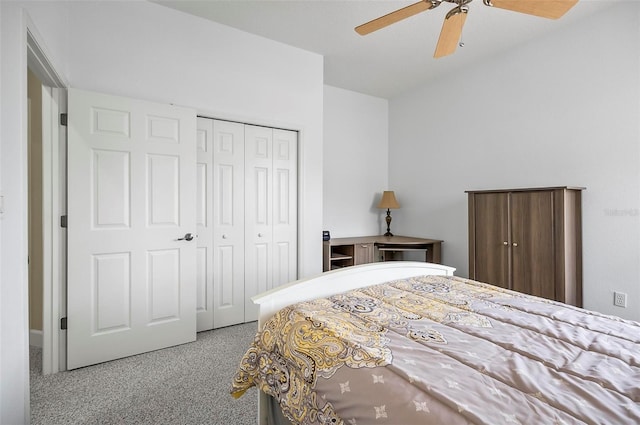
212, 120, 245, 328
195, 118, 214, 331
272, 129, 298, 287
245, 125, 274, 321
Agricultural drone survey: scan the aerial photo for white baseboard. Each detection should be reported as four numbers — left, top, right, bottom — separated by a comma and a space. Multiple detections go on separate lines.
30, 329, 43, 348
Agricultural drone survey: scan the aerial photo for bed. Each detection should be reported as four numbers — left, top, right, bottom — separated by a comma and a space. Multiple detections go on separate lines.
231, 262, 640, 425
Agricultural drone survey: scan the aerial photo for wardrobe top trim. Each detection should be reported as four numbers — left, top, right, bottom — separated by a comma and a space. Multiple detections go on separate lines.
465, 186, 585, 194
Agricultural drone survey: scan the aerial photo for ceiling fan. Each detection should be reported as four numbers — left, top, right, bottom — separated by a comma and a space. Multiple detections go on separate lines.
355, 0, 579, 58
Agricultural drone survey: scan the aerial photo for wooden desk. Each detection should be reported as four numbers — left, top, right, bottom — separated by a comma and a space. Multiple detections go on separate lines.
323, 235, 443, 272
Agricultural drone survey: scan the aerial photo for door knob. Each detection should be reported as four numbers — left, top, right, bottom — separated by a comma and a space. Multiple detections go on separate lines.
503, 241, 508, 246
512, 242, 518, 247
177, 233, 195, 241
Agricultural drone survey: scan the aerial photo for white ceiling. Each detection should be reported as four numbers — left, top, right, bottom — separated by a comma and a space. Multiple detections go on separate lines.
154, 0, 613, 99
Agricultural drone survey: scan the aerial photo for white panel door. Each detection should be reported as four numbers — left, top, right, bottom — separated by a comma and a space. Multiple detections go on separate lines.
272, 129, 298, 288
195, 118, 214, 331
244, 125, 274, 321
67, 88, 197, 369
212, 119, 246, 328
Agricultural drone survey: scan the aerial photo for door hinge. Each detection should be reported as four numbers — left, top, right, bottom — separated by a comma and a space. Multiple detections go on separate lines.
60, 317, 68, 330
60, 113, 68, 126
60, 215, 67, 228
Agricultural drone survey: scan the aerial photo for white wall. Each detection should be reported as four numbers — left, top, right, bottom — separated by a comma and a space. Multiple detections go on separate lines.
65, 1, 324, 278
1, 1, 324, 422
389, 3, 640, 321
323, 85, 389, 237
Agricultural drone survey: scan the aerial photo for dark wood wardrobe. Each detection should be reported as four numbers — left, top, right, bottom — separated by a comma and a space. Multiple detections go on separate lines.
467, 187, 584, 307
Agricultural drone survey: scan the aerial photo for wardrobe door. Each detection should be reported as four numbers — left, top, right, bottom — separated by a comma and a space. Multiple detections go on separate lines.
470, 192, 510, 289
510, 191, 556, 300
212, 120, 245, 328
244, 125, 274, 321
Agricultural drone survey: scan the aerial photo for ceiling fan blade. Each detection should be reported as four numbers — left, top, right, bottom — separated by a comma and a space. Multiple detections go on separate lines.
434, 7, 468, 59
485, 0, 578, 19
355, 1, 436, 35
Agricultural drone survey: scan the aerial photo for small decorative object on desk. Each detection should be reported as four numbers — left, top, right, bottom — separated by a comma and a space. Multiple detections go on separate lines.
322, 230, 331, 241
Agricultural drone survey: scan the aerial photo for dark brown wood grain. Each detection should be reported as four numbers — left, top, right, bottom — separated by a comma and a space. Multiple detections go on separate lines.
467, 187, 584, 307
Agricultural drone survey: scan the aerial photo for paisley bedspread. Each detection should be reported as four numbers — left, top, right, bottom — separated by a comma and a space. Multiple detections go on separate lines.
231, 275, 640, 425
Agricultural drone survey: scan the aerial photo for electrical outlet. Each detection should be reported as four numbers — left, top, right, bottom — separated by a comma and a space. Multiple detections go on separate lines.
613, 291, 627, 308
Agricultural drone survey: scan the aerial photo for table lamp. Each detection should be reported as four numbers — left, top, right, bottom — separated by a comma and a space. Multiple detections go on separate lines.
377, 191, 400, 237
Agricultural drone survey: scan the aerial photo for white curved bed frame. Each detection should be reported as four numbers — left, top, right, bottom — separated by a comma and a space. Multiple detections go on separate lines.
253, 261, 456, 328
250, 261, 456, 424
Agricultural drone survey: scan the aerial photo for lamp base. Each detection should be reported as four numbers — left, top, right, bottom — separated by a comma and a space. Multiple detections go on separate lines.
384, 208, 394, 237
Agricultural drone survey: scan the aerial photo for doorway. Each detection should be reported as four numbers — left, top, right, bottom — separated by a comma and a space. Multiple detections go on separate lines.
27, 29, 68, 376
27, 67, 45, 373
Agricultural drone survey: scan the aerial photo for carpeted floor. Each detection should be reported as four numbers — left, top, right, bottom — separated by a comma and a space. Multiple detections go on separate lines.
30, 322, 259, 425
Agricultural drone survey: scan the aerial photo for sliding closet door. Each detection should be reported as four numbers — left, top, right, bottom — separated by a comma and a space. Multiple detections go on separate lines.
244, 126, 298, 321
195, 118, 214, 331
198, 118, 298, 327
244, 125, 274, 321
212, 120, 246, 328
272, 129, 298, 289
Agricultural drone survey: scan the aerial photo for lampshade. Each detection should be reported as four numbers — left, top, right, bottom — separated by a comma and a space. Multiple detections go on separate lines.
377, 191, 400, 209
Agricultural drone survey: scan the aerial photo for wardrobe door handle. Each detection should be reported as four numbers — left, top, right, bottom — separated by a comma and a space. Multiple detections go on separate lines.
503, 241, 508, 246
512, 242, 518, 247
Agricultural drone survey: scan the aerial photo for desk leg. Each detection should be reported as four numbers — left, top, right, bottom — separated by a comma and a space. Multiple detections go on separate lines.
426, 242, 441, 264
